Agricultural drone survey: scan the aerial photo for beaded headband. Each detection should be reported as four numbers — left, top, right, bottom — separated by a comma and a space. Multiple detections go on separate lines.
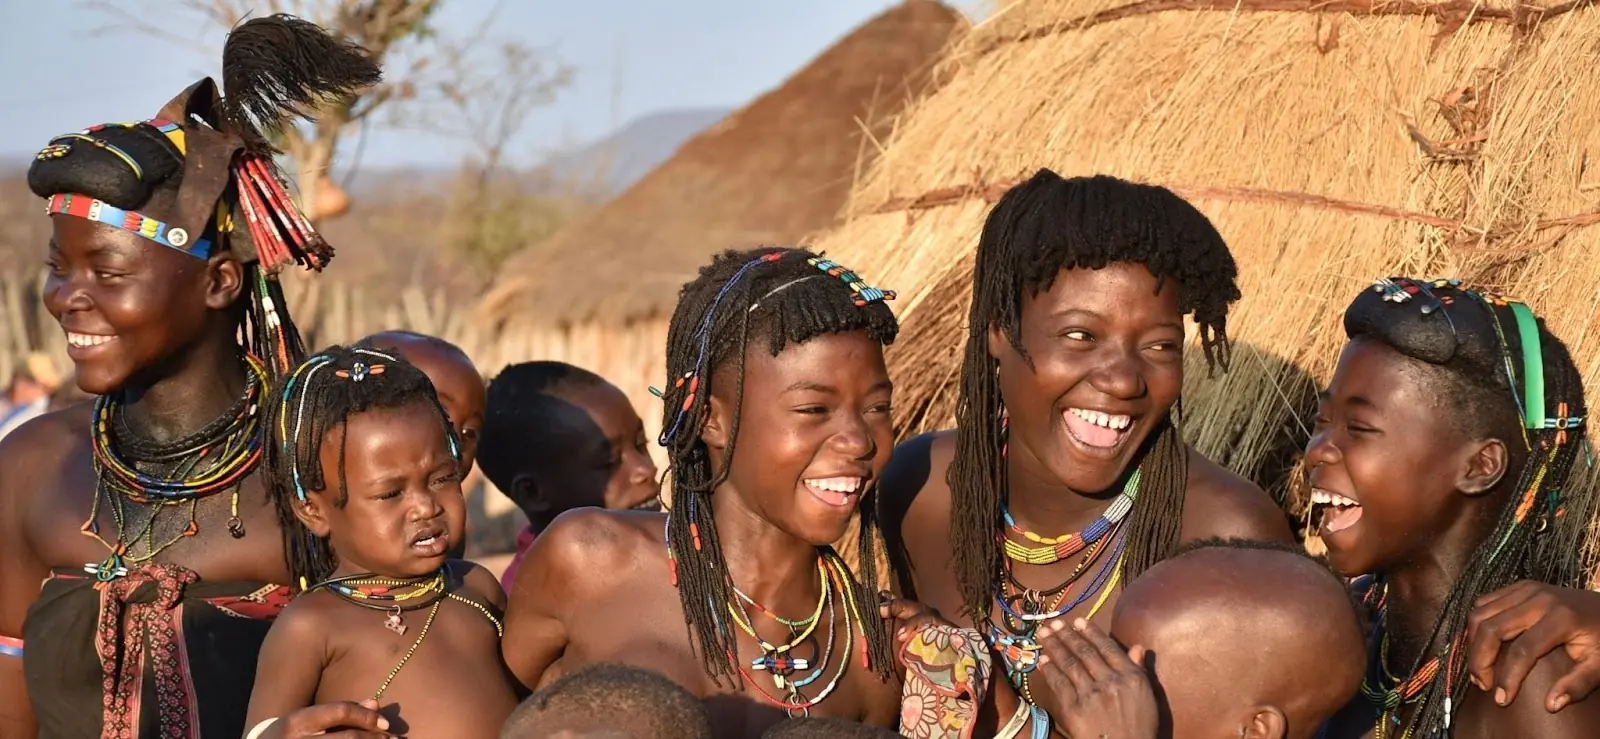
39, 119, 216, 259
1368, 278, 1579, 435
654, 251, 897, 446
277, 348, 458, 502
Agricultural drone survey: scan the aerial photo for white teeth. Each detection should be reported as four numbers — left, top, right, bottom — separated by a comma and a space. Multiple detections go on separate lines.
805, 477, 862, 494
1068, 408, 1132, 430
65, 332, 115, 348
415, 536, 437, 546
1311, 489, 1359, 507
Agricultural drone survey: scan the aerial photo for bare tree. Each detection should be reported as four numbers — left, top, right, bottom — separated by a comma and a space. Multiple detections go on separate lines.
82, 0, 570, 226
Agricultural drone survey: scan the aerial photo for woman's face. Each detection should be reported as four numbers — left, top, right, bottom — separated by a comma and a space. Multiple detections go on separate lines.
994, 263, 1185, 494
43, 215, 240, 395
1306, 339, 1503, 576
707, 330, 895, 546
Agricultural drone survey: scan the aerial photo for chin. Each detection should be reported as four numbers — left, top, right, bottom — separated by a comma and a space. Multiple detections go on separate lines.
71, 363, 130, 397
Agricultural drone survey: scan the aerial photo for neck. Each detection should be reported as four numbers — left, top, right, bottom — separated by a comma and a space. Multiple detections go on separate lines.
708, 485, 826, 611
119, 331, 247, 445
1383, 507, 1497, 667
1005, 449, 1130, 532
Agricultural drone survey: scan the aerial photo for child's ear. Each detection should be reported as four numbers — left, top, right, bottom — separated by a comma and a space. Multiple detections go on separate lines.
512, 474, 552, 519
1458, 437, 1509, 497
1242, 706, 1287, 739
295, 492, 333, 538
986, 323, 1008, 364
700, 392, 731, 451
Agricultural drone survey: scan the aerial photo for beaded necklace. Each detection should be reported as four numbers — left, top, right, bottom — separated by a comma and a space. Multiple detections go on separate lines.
1001, 469, 1140, 566
665, 519, 864, 717
79, 354, 268, 584
316, 568, 504, 701
1360, 580, 1465, 739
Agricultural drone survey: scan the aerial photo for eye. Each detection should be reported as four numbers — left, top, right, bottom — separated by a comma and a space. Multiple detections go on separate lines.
868, 401, 893, 415
795, 405, 829, 415
93, 269, 123, 281
377, 490, 402, 500
459, 428, 480, 441
1061, 330, 1092, 342
1147, 341, 1180, 353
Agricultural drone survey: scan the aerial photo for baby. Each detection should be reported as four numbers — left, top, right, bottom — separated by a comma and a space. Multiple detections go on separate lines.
244, 346, 516, 739
498, 663, 710, 739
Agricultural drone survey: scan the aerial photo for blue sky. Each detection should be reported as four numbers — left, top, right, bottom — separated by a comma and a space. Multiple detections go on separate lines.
0, 1, 983, 169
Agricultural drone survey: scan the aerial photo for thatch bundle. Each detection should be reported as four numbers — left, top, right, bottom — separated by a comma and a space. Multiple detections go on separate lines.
473, 0, 965, 451
815, 0, 1600, 519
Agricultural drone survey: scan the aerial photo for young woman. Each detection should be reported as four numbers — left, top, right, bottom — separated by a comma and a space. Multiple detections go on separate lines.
501, 248, 985, 738
0, 15, 379, 737
1311, 278, 1600, 737
878, 169, 1293, 729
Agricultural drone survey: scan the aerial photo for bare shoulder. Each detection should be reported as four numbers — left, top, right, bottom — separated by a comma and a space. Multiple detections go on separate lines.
513, 508, 665, 603
268, 591, 339, 647
1482, 648, 1600, 737
1179, 446, 1293, 544
880, 430, 956, 535
0, 404, 90, 529
454, 559, 508, 610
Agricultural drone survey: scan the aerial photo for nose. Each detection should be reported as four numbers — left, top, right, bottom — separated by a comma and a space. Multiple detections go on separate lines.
627, 450, 658, 486
1087, 347, 1147, 400
407, 486, 447, 521
43, 270, 91, 319
830, 413, 877, 461
1304, 426, 1342, 468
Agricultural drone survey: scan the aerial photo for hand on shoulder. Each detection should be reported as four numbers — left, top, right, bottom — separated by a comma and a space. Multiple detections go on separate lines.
1468, 580, 1600, 714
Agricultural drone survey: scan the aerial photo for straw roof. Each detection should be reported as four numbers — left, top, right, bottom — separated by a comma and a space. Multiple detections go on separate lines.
477, 1, 965, 329
814, 0, 1600, 507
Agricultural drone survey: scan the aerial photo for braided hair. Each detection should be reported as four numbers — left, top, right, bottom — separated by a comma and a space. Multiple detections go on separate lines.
263, 345, 461, 586
658, 246, 899, 685
949, 169, 1242, 621
1344, 278, 1591, 735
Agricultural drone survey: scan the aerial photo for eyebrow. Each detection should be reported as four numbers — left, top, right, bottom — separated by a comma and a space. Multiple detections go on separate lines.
1050, 307, 1183, 331
783, 379, 895, 395
1317, 390, 1376, 409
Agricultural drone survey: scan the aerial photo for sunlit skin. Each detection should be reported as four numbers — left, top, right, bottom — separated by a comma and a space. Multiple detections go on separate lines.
364, 333, 486, 473
500, 332, 903, 739
0, 216, 291, 735
244, 400, 515, 739
1310, 340, 1600, 738
514, 382, 660, 530
1104, 546, 1365, 739
879, 263, 1292, 730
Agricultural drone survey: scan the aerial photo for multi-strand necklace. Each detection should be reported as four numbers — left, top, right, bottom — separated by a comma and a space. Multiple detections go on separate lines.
1360, 579, 1464, 738
986, 469, 1140, 702
79, 354, 268, 584
317, 568, 503, 701
666, 521, 864, 717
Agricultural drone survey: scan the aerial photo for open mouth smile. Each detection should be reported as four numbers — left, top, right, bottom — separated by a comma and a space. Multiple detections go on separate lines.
804, 476, 864, 508
64, 330, 118, 358
1308, 487, 1364, 538
1062, 407, 1135, 455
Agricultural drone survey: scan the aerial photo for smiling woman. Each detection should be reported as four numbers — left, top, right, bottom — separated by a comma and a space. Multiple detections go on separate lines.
0, 14, 378, 738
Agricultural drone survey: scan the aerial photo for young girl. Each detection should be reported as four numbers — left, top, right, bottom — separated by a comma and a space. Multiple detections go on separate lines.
244, 346, 516, 739
501, 248, 988, 738
1311, 278, 1600, 737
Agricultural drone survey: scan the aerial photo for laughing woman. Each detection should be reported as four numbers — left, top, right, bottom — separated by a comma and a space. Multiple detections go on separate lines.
1313, 279, 1600, 738
0, 17, 378, 737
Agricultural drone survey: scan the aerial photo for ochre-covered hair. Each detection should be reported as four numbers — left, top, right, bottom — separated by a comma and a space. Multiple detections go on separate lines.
658, 246, 898, 685
28, 14, 381, 377
949, 169, 1242, 621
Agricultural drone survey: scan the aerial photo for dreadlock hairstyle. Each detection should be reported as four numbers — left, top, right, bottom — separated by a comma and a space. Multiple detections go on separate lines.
263, 345, 461, 587
657, 246, 899, 686
948, 169, 1242, 621
27, 14, 380, 378
1344, 278, 1591, 736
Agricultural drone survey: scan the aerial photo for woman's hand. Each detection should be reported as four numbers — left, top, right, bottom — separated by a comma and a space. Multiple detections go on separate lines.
1034, 618, 1159, 739
880, 593, 956, 670
1468, 581, 1600, 712
255, 700, 394, 739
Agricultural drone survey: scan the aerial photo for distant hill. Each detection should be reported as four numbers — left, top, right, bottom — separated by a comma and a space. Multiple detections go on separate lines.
344, 107, 731, 200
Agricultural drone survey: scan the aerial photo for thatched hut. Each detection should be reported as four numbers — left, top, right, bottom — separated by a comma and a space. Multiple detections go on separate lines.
474, 1, 966, 453
814, 0, 1600, 516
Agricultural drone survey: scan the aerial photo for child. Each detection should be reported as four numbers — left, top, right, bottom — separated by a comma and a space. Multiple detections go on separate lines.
1309, 278, 1600, 737
244, 345, 516, 739
498, 663, 711, 739
1032, 538, 1365, 739
501, 248, 986, 737
478, 361, 661, 592
360, 330, 486, 472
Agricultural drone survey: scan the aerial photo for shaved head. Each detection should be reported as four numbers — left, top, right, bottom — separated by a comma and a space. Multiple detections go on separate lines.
359, 330, 485, 472
1110, 539, 1365, 739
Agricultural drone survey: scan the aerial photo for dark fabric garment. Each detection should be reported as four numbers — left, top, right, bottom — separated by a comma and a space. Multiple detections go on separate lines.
23, 564, 289, 739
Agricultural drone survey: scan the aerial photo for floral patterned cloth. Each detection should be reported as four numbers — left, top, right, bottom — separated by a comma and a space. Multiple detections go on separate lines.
899, 624, 993, 739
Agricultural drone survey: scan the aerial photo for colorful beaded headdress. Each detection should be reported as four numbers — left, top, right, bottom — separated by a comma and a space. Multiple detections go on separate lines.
27, 14, 381, 375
